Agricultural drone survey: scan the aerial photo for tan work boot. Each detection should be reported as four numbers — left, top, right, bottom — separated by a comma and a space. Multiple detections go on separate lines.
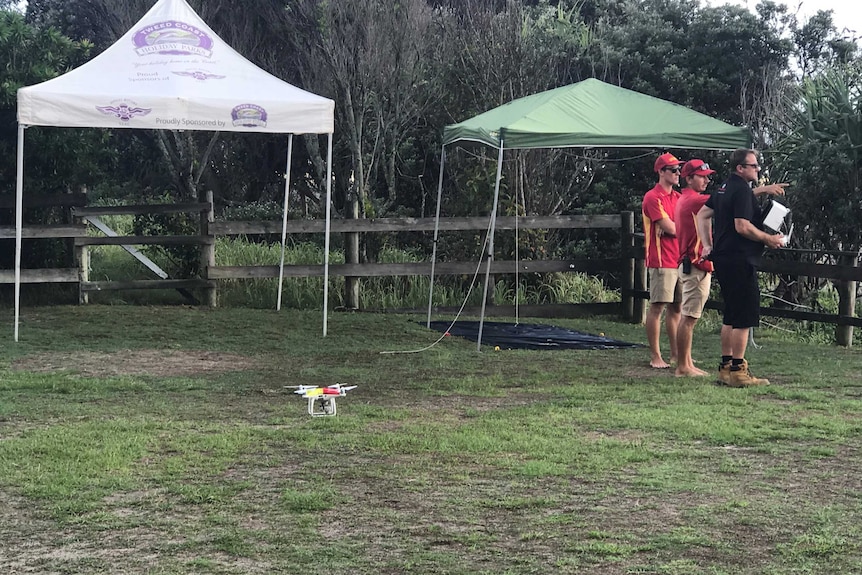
725, 360, 769, 388
717, 362, 731, 385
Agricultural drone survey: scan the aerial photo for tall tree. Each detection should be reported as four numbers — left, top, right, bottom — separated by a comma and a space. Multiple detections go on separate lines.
285, 0, 447, 220
0, 9, 100, 271
439, 0, 598, 221
774, 65, 862, 255
0, 9, 97, 195
792, 10, 859, 79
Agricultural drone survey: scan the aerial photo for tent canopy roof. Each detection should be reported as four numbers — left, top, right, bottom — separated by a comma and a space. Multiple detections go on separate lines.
17, 0, 333, 134
443, 78, 749, 150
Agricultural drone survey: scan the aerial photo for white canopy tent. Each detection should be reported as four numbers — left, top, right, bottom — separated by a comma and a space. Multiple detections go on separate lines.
14, 0, 335, 341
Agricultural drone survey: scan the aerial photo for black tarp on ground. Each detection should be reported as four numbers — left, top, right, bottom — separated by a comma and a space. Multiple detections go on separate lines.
426, 321, 642, 350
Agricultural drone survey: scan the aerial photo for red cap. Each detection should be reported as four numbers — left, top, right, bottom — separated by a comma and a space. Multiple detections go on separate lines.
680, 159, 716, 178
654, 153, 683, 173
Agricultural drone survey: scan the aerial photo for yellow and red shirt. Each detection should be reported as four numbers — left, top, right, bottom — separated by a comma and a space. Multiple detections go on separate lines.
642, 184, 680, 269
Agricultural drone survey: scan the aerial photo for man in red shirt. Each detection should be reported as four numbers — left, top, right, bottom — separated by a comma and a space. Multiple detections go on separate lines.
674, 159, 715, 377
642, 153, 682, 369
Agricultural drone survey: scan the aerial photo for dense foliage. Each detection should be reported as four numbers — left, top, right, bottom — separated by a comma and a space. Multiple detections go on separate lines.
0, 0, 860, 271
775, 66, 862, 254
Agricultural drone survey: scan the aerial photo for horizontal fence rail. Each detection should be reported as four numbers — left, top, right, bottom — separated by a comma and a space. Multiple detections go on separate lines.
624, 287, 862, 329
0, 268, 79, 284
72, 202, 212, 217
1, 198, 215, 304
208, 214, 620, 236
0, 193, 86, 209
759, 258, 862, 282
73, 235, 214, 247
3, 195, 859, 344
80, 279, 216, 292
208, 258, 619, 279
0, 225, 87, 239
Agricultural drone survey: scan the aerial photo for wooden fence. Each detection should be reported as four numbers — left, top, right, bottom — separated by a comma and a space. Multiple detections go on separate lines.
0, 193, 215, 305
1, 194, 859, 344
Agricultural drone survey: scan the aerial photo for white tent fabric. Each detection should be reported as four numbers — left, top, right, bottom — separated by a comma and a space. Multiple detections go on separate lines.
18, 0, 333, 134
14, 0, 335, 341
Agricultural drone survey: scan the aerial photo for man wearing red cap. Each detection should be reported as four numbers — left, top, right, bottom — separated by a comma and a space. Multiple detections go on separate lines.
642, 152, 683, 369
674, 159, 715, 377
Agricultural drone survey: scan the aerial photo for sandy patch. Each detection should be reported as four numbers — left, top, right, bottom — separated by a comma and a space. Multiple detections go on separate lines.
11, 349, 257, 378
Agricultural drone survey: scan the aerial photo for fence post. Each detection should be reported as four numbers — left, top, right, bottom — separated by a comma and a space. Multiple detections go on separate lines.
621, 211, 634, 321
74, 196, 89, 304
632, 231, 647, 325
201, 190, 217, 307
344, 193, 360, 310
836, 254, 858, 347
76, 244, 89, 305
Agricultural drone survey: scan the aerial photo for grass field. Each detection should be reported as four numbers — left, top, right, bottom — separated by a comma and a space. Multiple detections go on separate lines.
2, 305, 862, 574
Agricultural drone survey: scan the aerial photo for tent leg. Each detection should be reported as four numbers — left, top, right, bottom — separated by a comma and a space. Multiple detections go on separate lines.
14, 124, 25, 342
478, 141, 505, 351
427, 145, 446, 328
323, 133, 333, 337
277, 134, 294, 311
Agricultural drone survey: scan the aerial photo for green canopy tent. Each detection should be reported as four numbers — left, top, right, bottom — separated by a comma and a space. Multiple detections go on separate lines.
427, 78, 751, 348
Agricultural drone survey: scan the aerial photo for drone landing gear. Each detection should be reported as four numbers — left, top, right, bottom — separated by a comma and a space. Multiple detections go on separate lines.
308, 396, 337, 417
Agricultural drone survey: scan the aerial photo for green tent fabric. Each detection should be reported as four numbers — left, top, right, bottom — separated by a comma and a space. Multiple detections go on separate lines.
429, 78, 750, 349
443, 78, 750, 150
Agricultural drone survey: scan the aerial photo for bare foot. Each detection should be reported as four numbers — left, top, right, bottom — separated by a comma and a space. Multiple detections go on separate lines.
650, 358, 671, 369
675, 366, 709, 377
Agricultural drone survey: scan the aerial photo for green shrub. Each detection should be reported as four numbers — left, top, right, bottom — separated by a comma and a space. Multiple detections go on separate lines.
215, 238, 343, 309
83, 235, 627, 312
221, 199, 284, 221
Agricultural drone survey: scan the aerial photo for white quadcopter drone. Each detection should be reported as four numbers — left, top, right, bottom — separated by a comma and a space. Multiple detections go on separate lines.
285, 384, 357, 417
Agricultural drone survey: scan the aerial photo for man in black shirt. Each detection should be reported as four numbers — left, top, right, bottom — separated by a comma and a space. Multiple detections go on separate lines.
695, 149, 786, 387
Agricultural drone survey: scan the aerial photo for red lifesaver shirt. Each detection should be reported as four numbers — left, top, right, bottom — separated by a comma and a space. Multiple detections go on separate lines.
675, 188, 714, 273
642, 184, 680, 269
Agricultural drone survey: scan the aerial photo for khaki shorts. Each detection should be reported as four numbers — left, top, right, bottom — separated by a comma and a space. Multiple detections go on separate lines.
648, 267, 681, 304
678, 265, 711, 318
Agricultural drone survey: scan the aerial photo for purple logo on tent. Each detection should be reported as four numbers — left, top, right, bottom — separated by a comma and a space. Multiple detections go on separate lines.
172, 70, 226, 81
231, 104, 268, 128
96, 101, 152, 123
133, 21, 214, 57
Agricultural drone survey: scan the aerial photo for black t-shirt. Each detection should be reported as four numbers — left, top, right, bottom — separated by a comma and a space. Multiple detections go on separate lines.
705, 173, 764, 263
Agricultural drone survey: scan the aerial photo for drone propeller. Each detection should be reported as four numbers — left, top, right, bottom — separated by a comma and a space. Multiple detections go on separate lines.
284, 384, 357, 397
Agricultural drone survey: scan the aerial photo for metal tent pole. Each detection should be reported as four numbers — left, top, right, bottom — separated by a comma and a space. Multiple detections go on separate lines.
277, 134, 294, 311
477, 140, 505, 351
426, 145, 446, 328
322, 133, 333, 336
14, 124, 26, 342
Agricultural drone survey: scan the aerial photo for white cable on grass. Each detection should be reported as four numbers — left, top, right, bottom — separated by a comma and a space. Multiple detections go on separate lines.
380, 219, 492, 355
760, 291, 813, 310
749, 328, 761, 350
749, 290, 815, 349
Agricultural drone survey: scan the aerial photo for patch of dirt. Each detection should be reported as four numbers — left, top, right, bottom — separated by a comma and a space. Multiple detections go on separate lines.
11, 350, 257, 378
